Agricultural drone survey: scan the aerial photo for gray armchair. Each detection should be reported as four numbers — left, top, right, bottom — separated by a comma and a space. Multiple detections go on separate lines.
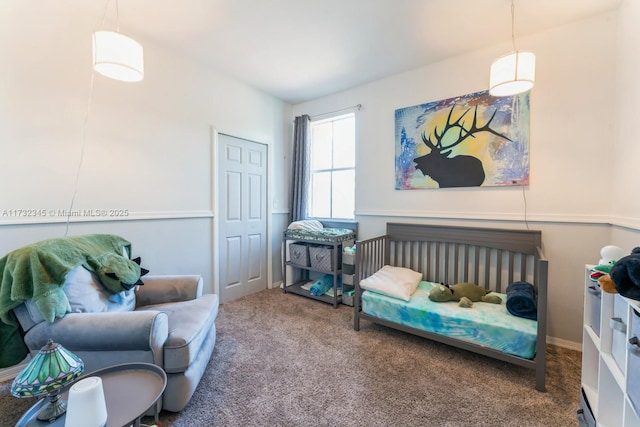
13, 273, 219, 413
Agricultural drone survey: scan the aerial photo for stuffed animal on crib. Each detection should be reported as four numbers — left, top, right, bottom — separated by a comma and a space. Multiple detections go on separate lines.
428, 282, 502, 308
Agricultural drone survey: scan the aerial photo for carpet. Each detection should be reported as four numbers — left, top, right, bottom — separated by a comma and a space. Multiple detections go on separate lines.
0, 287, 582, 426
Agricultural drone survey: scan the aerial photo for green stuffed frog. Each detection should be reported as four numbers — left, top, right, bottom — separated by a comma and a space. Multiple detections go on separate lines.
428, 282, 502, 308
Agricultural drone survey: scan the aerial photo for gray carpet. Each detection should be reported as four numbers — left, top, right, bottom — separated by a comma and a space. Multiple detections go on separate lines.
1, 288, 582, 426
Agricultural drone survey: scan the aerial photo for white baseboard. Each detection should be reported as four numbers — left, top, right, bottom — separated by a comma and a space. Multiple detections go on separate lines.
547, 336, 582, 352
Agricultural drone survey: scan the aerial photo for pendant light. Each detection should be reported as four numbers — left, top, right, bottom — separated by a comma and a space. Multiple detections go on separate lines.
489, 0, 534, 97
92, 0, 144, 82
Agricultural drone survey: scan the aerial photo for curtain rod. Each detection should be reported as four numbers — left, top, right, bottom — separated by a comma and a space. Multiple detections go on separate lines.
309, 104, 362, 120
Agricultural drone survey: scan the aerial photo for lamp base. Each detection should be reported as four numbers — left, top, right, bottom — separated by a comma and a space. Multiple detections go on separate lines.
36, 391, 67, 423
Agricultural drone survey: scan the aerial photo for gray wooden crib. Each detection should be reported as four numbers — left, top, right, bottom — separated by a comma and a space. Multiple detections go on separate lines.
353, 223, 548, 391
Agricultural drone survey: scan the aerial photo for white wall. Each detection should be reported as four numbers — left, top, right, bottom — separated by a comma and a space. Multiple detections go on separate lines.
0, 3, 291, 294
607, 1, 640, 278
612, 0, 640, 228
292, 11, 625, 347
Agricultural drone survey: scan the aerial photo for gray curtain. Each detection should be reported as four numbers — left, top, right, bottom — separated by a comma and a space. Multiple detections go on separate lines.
290, 114, 310, 223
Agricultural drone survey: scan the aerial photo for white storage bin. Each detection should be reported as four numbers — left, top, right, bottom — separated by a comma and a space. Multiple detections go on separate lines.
628, 308, 640, 415
577, 388, 596, 427
587, 285, 601, 336
610, 295, 627, 373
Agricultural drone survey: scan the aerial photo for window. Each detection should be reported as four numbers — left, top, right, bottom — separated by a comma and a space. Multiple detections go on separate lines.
308, 113, 355, 219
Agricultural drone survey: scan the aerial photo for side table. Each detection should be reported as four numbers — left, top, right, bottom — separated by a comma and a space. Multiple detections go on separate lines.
15, 362, 167, 427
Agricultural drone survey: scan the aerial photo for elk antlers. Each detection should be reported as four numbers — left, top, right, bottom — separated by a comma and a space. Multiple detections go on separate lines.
421, 104, 512, 155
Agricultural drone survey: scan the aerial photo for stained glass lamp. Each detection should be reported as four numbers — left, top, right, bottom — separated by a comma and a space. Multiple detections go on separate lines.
11, 339, 84, 422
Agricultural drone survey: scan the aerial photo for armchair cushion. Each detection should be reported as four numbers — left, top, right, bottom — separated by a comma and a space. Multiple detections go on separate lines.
138, 293, 219, 373
135, 275, 203, 307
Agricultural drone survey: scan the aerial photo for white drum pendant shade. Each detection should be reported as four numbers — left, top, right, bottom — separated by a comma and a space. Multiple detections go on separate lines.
92, 30, 144, 82
489, 51, 535, 97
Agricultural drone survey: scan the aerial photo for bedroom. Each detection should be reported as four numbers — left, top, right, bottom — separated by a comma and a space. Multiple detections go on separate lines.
0, 0, 638, 423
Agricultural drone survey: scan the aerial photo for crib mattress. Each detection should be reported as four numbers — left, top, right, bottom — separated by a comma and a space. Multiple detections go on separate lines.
362, 281, 538, 359
283, 227, 356, 243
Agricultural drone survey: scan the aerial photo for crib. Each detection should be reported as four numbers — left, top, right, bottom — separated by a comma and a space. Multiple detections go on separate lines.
353, 223, 548, 391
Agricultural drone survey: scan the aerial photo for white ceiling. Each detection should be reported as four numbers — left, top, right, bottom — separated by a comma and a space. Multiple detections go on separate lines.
14, 0, 624, 104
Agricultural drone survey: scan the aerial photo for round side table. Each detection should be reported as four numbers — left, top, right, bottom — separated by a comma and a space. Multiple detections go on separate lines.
15, 362, 167, 427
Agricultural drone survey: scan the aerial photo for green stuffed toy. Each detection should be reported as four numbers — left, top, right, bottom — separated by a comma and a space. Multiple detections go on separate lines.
589, 245, 626, 294
85, 254, 149, 294
428, 282, 502, 308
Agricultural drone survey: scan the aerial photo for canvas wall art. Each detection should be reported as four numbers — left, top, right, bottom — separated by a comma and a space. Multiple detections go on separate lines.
395, 90, 530, 189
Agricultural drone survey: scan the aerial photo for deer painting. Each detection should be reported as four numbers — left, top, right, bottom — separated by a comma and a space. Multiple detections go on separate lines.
413, 104, 512, 188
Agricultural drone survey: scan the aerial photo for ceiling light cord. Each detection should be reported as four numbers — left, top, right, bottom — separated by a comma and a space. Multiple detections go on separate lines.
511, 1, 516, 52
98, 0, 120, 32
115, 0, 120, 33
99, 0, 110, 31
64, 0, 110, 236
64, 71, 96, 236
522, 186, 530, 230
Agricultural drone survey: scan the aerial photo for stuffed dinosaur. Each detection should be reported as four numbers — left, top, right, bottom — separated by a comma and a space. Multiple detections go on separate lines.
428, 282, 502, 308
86, 254, 149, 293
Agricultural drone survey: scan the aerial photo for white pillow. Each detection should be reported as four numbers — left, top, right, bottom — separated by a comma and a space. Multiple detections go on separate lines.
64, 266, 136, 313
359, 265, 422, 301
287, 220, 324, 231
23, 265, 136, 324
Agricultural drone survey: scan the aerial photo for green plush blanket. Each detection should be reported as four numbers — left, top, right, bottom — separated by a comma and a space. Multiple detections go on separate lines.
0, 234, 132, 368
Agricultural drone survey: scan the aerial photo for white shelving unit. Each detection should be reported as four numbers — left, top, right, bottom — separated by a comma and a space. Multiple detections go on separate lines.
580, 265, 640, 426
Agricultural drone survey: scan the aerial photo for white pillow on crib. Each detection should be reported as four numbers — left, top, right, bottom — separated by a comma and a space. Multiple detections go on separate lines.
360, 265, 422, 301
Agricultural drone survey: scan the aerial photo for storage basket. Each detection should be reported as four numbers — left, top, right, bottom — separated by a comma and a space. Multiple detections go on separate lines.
342, 249, 355, 266
342, 264, 355, 275
342, 273, 354, 286
342, 246, 355, 275
342, 289, 354, 306
309, 245, 339, 271
289, 243, 309, 266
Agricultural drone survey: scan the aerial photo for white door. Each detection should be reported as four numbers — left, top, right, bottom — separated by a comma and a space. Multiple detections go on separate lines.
218, 134, 268, 303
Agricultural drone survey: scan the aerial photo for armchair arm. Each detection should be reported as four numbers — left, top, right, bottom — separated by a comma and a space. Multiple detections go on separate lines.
23, 311, 169, 352
135, 275, 203, 307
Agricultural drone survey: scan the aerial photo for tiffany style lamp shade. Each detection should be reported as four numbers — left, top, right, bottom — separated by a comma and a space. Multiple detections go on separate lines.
11, 339, 84, 422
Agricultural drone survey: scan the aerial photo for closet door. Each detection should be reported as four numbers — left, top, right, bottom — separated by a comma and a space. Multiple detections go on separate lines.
218, 134, 267, 303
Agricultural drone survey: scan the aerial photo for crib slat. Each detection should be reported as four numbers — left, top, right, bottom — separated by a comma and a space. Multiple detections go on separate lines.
496, 249, 503, 292
426, 242, 432, 280
444, 243, 450, 283
417, 242, 423, 279
484, 249, 490, 289
473, 246, 480, 284
435, 242, 441, 282
453, 244, 460, 284
463, 245, 469, 282
508, 252, 515, 283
